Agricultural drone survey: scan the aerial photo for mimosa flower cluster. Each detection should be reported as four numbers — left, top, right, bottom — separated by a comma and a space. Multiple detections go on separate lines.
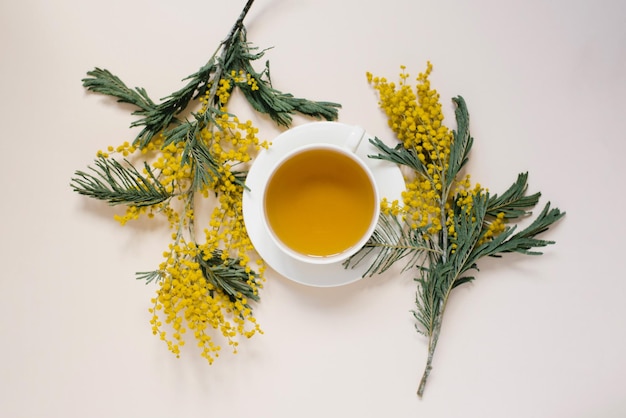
72, 0, 340, 366
95, 74, 268, 363
350, 62, 564, 397
367, 63, 505, 245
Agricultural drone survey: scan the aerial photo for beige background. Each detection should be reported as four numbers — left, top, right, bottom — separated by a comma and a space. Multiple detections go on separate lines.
2, 0, 625, 416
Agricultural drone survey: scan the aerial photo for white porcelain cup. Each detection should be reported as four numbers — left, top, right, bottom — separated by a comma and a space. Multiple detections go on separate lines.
261, 125, 380, 265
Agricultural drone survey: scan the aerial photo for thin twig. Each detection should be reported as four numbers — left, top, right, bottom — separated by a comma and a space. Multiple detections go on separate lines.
206, 0, 256, 106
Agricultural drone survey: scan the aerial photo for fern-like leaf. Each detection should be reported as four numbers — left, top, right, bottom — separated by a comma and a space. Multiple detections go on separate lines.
367, 136, 428, 176
197, 250, 260, 304
345, 213, 439, 277
70, 157, 170, 206
486, 172, 541, 219
445, 96, 473, 189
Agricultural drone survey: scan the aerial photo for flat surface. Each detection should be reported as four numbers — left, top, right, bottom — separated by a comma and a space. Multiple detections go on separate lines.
1, 0, 625, 417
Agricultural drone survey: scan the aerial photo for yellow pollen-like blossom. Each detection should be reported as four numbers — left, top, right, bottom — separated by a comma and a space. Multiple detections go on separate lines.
99, 77, 269, 364
368, 64, 507, 247
368, 63, 453, 233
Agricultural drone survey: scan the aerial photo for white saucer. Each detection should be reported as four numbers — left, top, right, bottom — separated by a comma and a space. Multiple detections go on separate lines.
242, 122, 405, 287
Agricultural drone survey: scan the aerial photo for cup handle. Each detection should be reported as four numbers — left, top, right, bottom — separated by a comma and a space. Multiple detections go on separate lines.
344, 125, 366, 153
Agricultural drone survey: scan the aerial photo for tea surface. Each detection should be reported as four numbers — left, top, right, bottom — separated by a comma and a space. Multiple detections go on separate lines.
264, 148, 376, 257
